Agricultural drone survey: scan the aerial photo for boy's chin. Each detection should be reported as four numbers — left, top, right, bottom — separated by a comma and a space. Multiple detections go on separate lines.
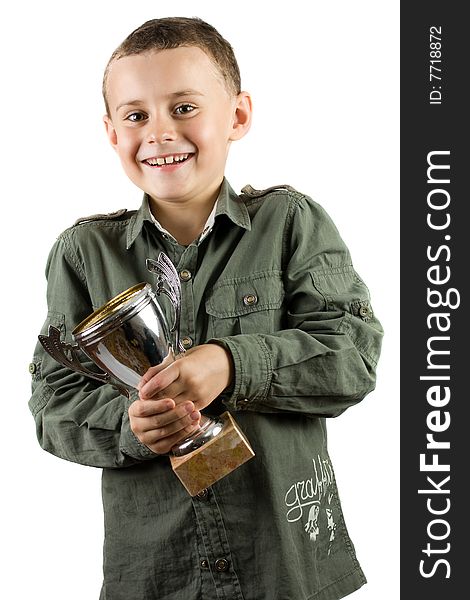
140, 183, 192, 203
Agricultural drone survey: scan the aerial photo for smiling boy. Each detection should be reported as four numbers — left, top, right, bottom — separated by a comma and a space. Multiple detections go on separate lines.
30, 17, 383, 600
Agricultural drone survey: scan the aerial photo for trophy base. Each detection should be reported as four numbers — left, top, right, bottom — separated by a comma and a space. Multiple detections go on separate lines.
170, 411, 255, 496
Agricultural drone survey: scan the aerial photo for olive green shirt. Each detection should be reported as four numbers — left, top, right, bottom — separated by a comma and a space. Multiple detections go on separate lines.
29, 179, 383, 600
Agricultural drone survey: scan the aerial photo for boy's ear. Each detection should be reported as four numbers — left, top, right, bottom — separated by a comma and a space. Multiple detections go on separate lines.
229, 92, 252, 141
103, 115, 118, 150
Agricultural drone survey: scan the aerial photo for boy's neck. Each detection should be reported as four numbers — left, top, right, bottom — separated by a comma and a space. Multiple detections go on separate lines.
148, 187, 220, 246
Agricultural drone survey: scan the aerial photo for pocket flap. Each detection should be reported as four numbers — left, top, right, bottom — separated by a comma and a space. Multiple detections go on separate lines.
206, 271, 285, 318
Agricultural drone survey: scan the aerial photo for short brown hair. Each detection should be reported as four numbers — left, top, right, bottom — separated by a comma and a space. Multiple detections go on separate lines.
103, 17, 241, 115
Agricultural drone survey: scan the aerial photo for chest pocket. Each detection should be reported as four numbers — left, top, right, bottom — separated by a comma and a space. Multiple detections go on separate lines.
205, 271, 285, 338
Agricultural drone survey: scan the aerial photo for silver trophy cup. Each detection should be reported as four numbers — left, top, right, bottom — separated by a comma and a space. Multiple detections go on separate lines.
38, 253, 226, 457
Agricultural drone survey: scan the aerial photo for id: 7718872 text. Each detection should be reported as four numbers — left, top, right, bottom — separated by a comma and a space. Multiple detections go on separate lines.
429, 26, 442, 105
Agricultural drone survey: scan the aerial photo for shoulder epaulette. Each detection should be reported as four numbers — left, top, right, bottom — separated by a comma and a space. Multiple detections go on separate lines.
240, 184, 298, 198
73, 208, 128, 226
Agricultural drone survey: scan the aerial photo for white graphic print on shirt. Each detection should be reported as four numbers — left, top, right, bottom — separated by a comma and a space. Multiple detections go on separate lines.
284, 455, 337, 555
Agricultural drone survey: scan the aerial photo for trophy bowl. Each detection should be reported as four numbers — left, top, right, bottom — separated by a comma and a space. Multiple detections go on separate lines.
73, 282, 174, 389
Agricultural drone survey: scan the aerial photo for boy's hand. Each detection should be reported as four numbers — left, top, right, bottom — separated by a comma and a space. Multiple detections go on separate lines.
128, 396, 201, 455
128, 344, 234, 455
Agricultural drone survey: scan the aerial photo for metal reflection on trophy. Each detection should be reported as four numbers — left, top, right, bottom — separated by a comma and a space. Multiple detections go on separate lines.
38, 252, 254, 495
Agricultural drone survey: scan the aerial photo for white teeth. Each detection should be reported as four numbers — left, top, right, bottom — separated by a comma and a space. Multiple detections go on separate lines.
146, 153, 190, 166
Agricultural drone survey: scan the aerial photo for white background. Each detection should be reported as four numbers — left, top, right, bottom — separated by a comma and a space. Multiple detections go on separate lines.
1, 1, 399, 598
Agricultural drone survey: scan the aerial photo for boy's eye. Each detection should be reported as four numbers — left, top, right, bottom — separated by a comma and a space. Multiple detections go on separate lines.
174, 104, 196, 115
125, 112, 147, 122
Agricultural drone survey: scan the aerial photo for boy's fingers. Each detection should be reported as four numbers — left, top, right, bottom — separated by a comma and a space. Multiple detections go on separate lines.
142, 410, 201, 441
139, 363, 179, 398
129, 398, 175, 418
140, 402, 199, 432
138, 362, 169, 388
147, 421, 202, 455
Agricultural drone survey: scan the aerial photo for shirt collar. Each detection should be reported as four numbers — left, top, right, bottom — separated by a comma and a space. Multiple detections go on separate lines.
148, 198, 218, 245
126, 178, 251, 249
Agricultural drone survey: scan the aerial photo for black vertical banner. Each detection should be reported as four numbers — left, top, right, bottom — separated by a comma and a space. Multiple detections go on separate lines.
401, 3, 467, 597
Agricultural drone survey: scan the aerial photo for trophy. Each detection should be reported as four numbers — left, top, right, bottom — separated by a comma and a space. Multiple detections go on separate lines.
38, 252, 254, 495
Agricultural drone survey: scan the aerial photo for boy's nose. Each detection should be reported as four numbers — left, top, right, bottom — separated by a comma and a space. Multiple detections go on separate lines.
146, 115, 177, 144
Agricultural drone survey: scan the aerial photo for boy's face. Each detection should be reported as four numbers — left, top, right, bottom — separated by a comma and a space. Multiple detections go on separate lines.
104, 47, 251, 206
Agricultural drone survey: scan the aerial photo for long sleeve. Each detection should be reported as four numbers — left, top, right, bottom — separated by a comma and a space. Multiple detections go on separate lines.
29, 235, 157, 468
213, 194, 383, 417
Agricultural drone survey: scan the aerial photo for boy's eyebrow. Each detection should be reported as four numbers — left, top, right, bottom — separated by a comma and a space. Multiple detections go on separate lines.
116, 90, 205, 112
170, 89, 205, 98
116, 99, 146, 112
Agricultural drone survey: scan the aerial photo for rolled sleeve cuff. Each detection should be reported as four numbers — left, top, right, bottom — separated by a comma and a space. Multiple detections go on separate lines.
337, 311, 383, 369
208, 335, 273, 410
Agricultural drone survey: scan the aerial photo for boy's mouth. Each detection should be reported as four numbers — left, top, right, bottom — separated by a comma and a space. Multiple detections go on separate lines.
142, 153, 193, 167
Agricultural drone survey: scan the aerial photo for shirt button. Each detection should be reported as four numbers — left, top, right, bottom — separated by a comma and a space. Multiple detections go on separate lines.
359, 305, 372, 319
214, 558, 229, 572
243, 293, 258, 306
179, 269, 192, 282
28, 362, 37, 375
181, 336, 193, 349
200, 559, 210, 570
196, 488, 209, 500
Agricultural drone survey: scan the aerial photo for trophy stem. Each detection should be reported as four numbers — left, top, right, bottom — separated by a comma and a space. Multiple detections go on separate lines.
171, 415, 224, 457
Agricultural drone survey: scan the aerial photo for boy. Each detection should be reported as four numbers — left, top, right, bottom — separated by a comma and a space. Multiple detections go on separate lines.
30, 17, 383, 600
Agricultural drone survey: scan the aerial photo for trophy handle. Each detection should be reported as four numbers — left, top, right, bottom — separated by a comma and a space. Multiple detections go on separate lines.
38, 325, 129, 398
146, 254, 185, 353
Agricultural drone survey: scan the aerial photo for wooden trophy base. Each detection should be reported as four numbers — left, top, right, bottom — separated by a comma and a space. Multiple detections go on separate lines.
170, 411, 255, 496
